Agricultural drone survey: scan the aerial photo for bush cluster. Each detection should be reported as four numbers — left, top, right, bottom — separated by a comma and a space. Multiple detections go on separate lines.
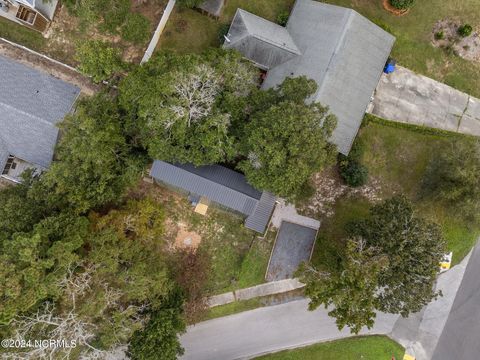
277, 11, 290, 27
458, 24, 473, 37
389, 0, 415, 10
338, 142, 368, 187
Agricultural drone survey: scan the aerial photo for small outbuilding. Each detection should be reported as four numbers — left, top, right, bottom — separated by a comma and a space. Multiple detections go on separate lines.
150, 160, 276, 234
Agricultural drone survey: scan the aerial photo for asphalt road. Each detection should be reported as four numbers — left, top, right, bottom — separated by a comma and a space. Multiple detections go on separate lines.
432, 243, 480, 360
180, 299, 398, 360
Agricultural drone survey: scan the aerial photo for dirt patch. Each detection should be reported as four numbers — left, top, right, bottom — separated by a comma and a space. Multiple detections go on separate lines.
0, 178, 13, 190
382, 0, 410, 16
299, 167, 382, 219
175, 224, 202, 250
432, 19, 480, 63
0, 39, 100, 95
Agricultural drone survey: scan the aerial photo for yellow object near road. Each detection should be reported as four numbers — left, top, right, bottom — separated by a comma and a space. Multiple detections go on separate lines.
403, 354, 416, 360
194, 197, 209, 215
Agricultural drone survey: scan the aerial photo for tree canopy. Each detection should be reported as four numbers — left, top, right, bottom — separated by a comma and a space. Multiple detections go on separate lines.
119, 50, 258, 166
238, 77, 337, 199
302, 196, 445, 332
422, 139, 480, 223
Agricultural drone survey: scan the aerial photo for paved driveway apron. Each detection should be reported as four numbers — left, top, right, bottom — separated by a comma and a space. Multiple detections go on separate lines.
371, 66, 480, 136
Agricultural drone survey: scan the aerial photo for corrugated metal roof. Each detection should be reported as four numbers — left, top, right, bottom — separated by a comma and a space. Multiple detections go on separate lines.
150, 160, 276, 233
0, 55, 80, 171
227, 0, 395, 155
225, 9, 301, 70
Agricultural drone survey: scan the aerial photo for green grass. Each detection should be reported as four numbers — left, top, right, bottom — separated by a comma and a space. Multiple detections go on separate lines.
0, 16, 46, 50
323, 0, 480, 97
311, 196, 371, 270
253, 335, 404, 360
157, 0, 294, 54
202, 298, 264, 321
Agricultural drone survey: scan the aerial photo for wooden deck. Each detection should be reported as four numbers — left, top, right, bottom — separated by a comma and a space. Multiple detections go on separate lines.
0, 3, 49, 32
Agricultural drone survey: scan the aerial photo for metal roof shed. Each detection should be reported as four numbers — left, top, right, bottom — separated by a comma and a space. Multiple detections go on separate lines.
150, 160, 277, 234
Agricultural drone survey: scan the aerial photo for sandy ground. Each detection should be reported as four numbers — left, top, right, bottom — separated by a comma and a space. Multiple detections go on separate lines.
432, 19, 480, 63
175, 224, 202, 250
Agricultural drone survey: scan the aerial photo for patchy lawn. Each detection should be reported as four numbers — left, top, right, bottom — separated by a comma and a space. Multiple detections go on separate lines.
130, 181, 273, 295
0, 1, 166, 65
311, 117, 479, 269
323, 0, 480, 97
253, 335, 404, 360
157, 0, 294, 54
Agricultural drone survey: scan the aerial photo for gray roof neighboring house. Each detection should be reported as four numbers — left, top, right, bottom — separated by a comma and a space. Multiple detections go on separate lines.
150, 160, 277, 233
0, 55, 80, 175
225, 0, 395, 154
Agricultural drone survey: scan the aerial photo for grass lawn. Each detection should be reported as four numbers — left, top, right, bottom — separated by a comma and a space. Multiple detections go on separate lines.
254, 335, 404, 360
201, 298, 264, 321
323, 0, 480, 97
0, 17, 46, 51
312, 118, 480, 268
136, 182, 274, 295
157, 0, 294, 54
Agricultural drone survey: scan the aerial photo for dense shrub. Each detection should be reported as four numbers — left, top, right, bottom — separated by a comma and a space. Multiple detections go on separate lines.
339, 156, 369, 187
277, 11, 289, 27
458, 24, 473, 37
218, 23, 230, 43
434, 31, 444, 40
76, 40, 123, 83
389, 0, 415, 10
121, 12, 151, 44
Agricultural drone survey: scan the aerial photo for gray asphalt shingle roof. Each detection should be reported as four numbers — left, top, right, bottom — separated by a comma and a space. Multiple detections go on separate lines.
150, 160, 276, 233
224, 9, 301, 70
198, 0, 225, 17
0, 55, 80, 173
226, 0, 395, 155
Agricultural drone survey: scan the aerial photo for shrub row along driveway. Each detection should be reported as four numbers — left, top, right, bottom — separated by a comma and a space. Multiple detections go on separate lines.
371, 66, 480, 136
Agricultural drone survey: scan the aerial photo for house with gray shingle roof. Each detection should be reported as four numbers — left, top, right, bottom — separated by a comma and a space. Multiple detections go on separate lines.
150, 160, 277, 234
224, 0, 395, 155
0, 0, 59, 32
0, 55, 80, 183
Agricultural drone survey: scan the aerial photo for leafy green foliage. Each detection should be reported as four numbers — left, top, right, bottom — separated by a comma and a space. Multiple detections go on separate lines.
119, 50, 258, 165
422, 139, 480, 223
276, 11, 289, 26
458, 24, 473, 37
42, 94, 140, 213
302, 196, 445, 331
76, 40, 123, 83
98, 0, 131, 34
128, 290, 186, 360
349, 196, 445, 316
302, 238, 388, 334
389, 0, 415, 10
238, 77, 337, 199
338, 154, 368, 187
0, 214, 88, 324
121, 12, 151, 44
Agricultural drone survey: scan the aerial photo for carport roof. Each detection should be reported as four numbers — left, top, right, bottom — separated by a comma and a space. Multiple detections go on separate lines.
150, 160, 276, 233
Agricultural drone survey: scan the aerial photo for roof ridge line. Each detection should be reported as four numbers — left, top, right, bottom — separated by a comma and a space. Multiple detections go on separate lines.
0, 101, 58, 129
315, 9, 355, 98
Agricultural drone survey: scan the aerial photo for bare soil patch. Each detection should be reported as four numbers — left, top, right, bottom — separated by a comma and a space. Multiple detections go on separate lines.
299, 167, 382, 219
175, 224, 202, 251
432, 19, 480, 63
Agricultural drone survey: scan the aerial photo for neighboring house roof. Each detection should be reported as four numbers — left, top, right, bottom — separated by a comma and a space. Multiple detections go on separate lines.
225, 0, 395, 155
150, 160, 277, 233
198, 0, 225, 18
224, 9, 301, 70
15, 0, 58, 20
0, 55, 80, 173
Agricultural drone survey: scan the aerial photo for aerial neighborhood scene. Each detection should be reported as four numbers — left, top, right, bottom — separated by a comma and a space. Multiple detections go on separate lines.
1, 0, 479, 359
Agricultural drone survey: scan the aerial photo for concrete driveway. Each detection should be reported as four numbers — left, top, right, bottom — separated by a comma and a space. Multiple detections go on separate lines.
371, 66, 480, 136
180, 299, 398, 360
